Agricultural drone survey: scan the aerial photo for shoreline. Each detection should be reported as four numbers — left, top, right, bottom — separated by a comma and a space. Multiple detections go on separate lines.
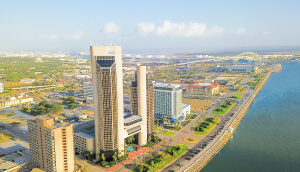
182, 68, 276, 172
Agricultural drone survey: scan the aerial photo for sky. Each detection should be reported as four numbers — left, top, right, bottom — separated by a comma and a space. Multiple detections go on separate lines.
1, 0, 300, 53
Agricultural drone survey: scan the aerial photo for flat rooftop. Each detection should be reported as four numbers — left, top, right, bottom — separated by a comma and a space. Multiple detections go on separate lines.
75, 131, 94, 139
154, 83, 180, 88
195, 83, 212, 86
182, 104, 190, 109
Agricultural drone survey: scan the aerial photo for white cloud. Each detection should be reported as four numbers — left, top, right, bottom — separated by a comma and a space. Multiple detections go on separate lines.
136, 22, 156, 35
40, 31, 82, 40
262, 31, 270, 35
235, 27, 246, 34
210, 26, 224, 35
156, 20, 207, 37
103, 22, 121, 33
39, 34, 58, 40
136, 20, 223, 37
64, 31, 82, 40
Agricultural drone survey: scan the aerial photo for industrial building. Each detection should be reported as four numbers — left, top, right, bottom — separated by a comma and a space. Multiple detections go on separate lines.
228, 65, 256, 72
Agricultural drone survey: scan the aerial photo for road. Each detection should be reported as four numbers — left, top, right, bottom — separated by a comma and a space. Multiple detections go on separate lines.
162, 75, 254, 172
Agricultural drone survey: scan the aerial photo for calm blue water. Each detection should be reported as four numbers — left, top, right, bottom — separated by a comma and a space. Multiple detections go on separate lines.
201, 63, 300, 172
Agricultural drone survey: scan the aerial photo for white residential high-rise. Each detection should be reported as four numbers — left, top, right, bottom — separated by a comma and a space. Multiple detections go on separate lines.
0, 82, 4, 93
154, 83, 183, 120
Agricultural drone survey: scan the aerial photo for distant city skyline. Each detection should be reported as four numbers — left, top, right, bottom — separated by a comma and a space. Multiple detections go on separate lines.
1, 0, 300, 53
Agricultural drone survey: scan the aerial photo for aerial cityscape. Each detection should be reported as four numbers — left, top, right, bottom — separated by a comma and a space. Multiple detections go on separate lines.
1, 1, 300, 172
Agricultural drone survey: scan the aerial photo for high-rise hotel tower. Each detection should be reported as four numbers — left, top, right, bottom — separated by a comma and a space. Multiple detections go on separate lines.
27, 116, 74, 172
131, 65, 155, 136
91, 46, 124, 157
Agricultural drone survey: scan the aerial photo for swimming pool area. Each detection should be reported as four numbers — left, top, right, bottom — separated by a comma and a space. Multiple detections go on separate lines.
126, 145, 135, 152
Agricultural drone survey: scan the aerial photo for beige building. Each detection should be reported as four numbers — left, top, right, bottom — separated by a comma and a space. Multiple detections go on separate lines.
0, 94, 34, 109
131, 65, 155, 136
91, 46, 125, 157
27, 116, 74, 172
186, 83, 220, 95
73, 121, 95, 154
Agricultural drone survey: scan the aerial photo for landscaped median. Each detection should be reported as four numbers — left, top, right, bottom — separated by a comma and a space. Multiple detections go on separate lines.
213, 101, 236, 115
193, 116, 220, 135
230, 93, 243, 99
160, 130, 176, 136
132, 144, 188, 172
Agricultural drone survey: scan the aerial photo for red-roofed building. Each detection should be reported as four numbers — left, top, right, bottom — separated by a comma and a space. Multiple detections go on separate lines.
186, 82, 219, 95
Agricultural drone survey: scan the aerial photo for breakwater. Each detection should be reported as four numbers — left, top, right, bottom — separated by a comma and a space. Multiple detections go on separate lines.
183, 70, 272, 172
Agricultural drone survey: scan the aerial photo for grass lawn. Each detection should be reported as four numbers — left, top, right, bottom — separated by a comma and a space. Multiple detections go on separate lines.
154, 126, 158, 131
0, 111, 17, 118
0, 118, 25, 124
213, 102, 236, 115
193, 117, 220, 135
160, 130, 176, 136
230, 93, 243, 99
182, 99, 216, 113
133, 144, 188, 172
0, 131, 14, 143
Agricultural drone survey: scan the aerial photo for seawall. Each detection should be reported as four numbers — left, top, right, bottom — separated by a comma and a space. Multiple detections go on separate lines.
183, 70, 272, 172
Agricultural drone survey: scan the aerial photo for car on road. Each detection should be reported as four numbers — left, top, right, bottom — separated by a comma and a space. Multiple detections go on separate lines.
186, 157, 192, 160
138, 155, 143, 159
178, 163, 183, 167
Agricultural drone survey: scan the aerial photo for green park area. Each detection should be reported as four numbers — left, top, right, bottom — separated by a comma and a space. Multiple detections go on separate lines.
193, 116, 220, 135
154, 126, 158, 131
0, 111, 26, 125
0, 131, 14, 143
0, 111, 16, 118
133, 144, 188, 172
213, 101, 236, 115
160, 130, 176, 136
230, 93, 243, 99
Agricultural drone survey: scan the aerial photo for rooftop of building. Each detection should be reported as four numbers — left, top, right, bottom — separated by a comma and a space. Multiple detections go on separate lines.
182, 103, 190, 109
229, 65, 253, 67
187, 82, 219, 89
28, 115, 73, 129
75, 131, 94, 139
154, 83, 180, 88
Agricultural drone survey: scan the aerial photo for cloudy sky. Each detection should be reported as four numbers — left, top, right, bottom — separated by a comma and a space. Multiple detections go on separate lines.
1, 0, 300, 53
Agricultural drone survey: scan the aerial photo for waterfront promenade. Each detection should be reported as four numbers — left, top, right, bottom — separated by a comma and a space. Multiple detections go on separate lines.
178, 70, 272, 172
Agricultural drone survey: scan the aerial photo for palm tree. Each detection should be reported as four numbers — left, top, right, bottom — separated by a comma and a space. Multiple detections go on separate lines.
83, 166, 88, 172
143, 152, 147, 163
134, 158, 139, 167
150, 148, 154, 157
101, 153, 106, 162
147, 135, 151, 143
162, 117, 166, 124
164, 141, 169, 148
151, 160, 155, 169
112, 155, 116, 163
169, 138, 174, 147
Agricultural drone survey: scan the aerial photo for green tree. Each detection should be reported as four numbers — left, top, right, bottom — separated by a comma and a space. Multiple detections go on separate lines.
101, 153, 106, 162
134, 158, 139, 167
